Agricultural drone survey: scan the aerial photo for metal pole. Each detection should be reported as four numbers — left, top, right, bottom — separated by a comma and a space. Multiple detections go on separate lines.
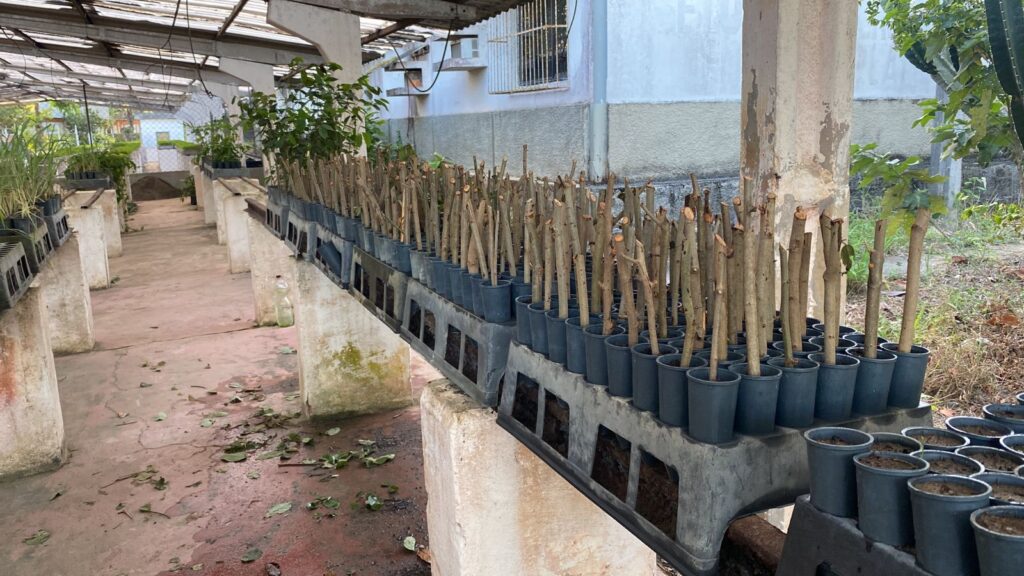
82, 84, 94, 146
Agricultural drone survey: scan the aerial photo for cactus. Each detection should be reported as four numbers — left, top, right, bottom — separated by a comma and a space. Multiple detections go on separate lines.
985, 0, 1024, 149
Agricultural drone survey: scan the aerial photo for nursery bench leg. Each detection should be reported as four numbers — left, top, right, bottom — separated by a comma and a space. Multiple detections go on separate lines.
38, 235, 94, 354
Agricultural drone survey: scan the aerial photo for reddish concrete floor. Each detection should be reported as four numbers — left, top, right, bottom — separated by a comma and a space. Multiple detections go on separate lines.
0, 200, 435, 576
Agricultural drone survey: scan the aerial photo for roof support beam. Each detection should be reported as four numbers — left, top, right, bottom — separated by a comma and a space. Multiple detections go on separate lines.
0, 40, 245, 85
0, 6, 323, 67
0, 66, 190, 91
287, 0, 476, 21
1, 78, 187, 100
362, 19, 419, 45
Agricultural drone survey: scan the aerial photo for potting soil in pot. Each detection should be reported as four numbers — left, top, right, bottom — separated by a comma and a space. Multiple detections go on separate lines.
916, 480, 987, 497
819, 435, 854, 446
976, 513, 1024, 536
859, 453, 922, 470
871, 441, 917, 454
971, 451, 1022, 473
958, 424, 1005, 437
930, 459, 979, 476
913, 432, 966, 447
990, 484, 1024, 505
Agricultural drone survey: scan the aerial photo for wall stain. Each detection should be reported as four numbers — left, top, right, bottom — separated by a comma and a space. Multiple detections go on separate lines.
0, 335, 16, 406
818, 103, 850, 177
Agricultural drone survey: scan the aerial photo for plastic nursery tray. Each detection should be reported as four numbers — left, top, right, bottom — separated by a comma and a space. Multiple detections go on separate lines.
200, 165, 264, 180
0, 219, 53, 274
0, 241, 33, 311
496, 341, 933, 576
284, 212, 316, 260
313, 224, 353, 288
401, 278, 515, 407
264, 199, 289, 239
349, 247, 408, 333
43, 209, 71, 248
776, 495, 930, 575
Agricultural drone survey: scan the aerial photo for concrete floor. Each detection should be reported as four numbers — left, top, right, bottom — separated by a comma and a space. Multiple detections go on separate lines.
0, 199, 435, 576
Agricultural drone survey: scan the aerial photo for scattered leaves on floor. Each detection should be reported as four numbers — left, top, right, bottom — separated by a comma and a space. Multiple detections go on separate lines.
221, 453, 247, 463
306, 496, 340, 511
278, 346, 296, 355
264, 502, 292, 518
246, 470, 261, 480
362, 493, 382, 511
129, 465, 169, 490
23, 530, 50, 545
417, 547, 432, 564
191, 564, 203, 571
206, 411, 228, 418
199, 418, 215, 428
50, 488, 64, 501
241, 548, 262, 563
363, 454, 395, 468
139, 382, 153, 388
256, 450, 285, 460
186, 481, 202, 488
266, 562, 282, 576
325, 427, 340, 436
154, 412, 167, 422
403, 535, 416, 551
383, 484, 399, 494
284, 392, 300, 401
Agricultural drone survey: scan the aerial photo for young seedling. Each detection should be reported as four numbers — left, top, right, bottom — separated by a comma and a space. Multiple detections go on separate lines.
899, 208, 931, 353
863, 218, 887, 358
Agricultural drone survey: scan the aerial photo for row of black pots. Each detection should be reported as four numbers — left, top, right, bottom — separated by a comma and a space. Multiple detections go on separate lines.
806, 427, 1024, 576
65, 170, 106, 180
35, 195, 61, 217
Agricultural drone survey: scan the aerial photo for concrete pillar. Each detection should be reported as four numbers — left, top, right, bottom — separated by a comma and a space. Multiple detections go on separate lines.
221, 180, 261, 273
213, 178, 232, 246
0, 288, 66, 479
268, 0, 362, 83
421, 380, 660, 576
220, 57, 275, 95
740, 0, 859, 319
207, 82, 242, 126
192, 164, 206, 209
97, 189, 122, 258
202, 168, 217, 226
248, 216, 296, 325
66, 195, 110, 290
293, 260, 412, 418
38, 235, 94, 354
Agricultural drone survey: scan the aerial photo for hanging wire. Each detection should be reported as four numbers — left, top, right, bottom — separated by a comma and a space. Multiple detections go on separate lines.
386, 20, 454, 94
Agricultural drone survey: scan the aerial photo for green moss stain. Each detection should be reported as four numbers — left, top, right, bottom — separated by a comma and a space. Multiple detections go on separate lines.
336, 343, 364, 369
310, 343, 411, 417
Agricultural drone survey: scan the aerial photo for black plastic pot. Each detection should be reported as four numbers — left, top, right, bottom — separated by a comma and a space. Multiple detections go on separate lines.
881, 343, 930, 409
1000, 435, 1024, 456
480, 280, 513, 324
971, 505, 1024, 576
983, 403, 1024, 434
847, 347, 897, 416
913, 450, 984, 476
808, 336, 857, 355
546, 309, 579, 366
903, 426, 971, 452
656, 354, 708, 427
971, 472, 1024, 505
446, 267, 463, 306
605, 334, 634, 398
565, 315, 598, 375
870, 432, 923, 454
1018, 392, 1024, 405
809, 353, 860, 422
687, 367, 741, 444
845, 333, 890, 348
768, 357, 820, 428
641, 327, 684, 345
466, 274, 484, 316
804, 427, 874, 517
584, 323, 623, 387
394, 243, 413, 274
694, 350, 745, 369
511, 281, 532, 317
947, 416, 1013, 447
771, 340, 823, 359
409, 249, 425, 281
908, 475, 991, 576
527, 302, 551, 355
515, 296, 533, 346
728, 363, 782, 435
854, 451, 929, 546
957, 446, 1024, 473
632, 343, 678, 412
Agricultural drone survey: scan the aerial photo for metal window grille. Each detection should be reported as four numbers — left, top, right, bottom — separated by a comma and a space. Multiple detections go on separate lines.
486, 0, 569, 94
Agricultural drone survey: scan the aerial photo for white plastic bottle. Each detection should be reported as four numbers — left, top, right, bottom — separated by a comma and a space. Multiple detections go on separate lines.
274, 275, 294, 328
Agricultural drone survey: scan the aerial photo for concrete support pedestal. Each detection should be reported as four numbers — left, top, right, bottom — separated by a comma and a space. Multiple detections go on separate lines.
202, 170, 217, 226
0, 288, 66, 479
192, 164, 206, 209
213, 179, 234, 246
38, 235, 94, 354
293, 260, 412, 418
221, 179, 262, 273
66, 195, 110, 290
740, 0, 859, 318
268, 0, 361, 83
421, 380, 659, 576
96, 189, 123, 258
248, 218, 295, 325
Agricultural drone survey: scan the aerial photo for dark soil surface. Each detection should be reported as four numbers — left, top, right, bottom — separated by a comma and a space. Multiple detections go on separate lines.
977, 514, 1024, 536
819, 435, 853, 446
871, 441, 917, 454
969, 451, 1023, 472
916, 480, 986, 497
911, 432, 964, 447
957, 424, 1005, 437
927, 458, 979, 476
990, 408, 1024, 420
991, 483, 1024, 504
860, 454, 922, 470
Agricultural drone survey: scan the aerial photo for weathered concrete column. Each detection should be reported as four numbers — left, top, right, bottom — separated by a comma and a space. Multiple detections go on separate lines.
248, 216, 295, 325
0, 288, 66, 479
421, 380, 660, 576
66, 195, 110, 290
201, 168, 217, 226
38, 235, 95, 354
213, 178, 233, 246
218, 57, 276, 168
220, 179, 261, 273
741, 0, 859, 319
96, 189, 123, 258
192, 164, 206, 209
293, 260, 412, 418
268, 0, 361, 82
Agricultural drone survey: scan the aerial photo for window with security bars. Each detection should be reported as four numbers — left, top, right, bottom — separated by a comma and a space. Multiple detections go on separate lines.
486, 0, 569, 94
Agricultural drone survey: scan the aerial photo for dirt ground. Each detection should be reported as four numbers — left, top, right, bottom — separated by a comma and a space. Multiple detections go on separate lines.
0, 199, 437, 576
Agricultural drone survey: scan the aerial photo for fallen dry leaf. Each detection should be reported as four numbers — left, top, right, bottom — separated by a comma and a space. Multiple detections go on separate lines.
416, 547, 432, 564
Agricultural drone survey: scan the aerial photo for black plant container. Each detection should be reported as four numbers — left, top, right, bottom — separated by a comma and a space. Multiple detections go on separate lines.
694, 349, 745, 370
971, 472, 1024, 505
656, 354, 707, 427
854, 451, 929, 546
869, 432, 922, 454
729, 363, 782, 435
848, 347, 897, 416
903, 426, 971, 452
908, 475, 991, 576
768, 357, 819, 428
957, 446, 1024, 473
845, 333, 890, 348
515, 295, 533, 346
605, 333, 634, 398
480, 280, 513, 324
583, 323, 623, 387
545, 309, 579, 366
771, 340, 823, 359
983, 403, 1024, 434
1000, 434, 1024, 456
449, 267, 466, 307
881, 343, 930, 409
913, 449, 983, 476
631, 342, 677, 413
804, 427, 873, 517
687, 367, 741, 444
527, 302, 551, 356
971, 505, 1024, 576
565, 315, 598, 375
947, 416, 1012, 447
809, 353, 860, 422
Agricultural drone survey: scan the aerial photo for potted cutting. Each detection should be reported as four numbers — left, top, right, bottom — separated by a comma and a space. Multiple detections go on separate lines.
1, 119, 60, 272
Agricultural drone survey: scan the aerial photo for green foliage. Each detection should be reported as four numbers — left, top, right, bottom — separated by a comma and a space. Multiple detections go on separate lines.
158, 139, 201, 154
850, 143, 948, 234
983, 0, 1024, 151
180, 175, 196, 202
52, 101, 114, 145
0, 118, 62, 221
187, 117, 243, 165
958, 177, 1024, 237
238, 57, 388, 186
